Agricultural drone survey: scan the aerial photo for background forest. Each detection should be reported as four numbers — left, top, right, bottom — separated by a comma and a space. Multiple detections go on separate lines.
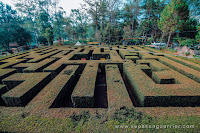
0, 0, 200, 51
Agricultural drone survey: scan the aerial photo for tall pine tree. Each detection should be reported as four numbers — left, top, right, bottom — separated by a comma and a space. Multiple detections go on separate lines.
158, 0, 189, 47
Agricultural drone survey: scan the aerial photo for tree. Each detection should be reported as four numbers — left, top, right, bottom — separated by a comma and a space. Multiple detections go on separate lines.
179, 18, 198, 39
0, 2, 31, 51
136, 20, 152, 44
64, 17, 73, 41
196, 26, 200, 43
36, 11, 54, 45
123, 25, 133, 45
95, 30, 102, 44
12, 26, 32, 46
44, 27, 54, 45
187, 0, 200, 17
15, 0, 61, 44
123, 0, 141, 35
84, 0, 101, 34
54, 7, 66, 45
180, 38, 196, 47
158, 0, 189, 47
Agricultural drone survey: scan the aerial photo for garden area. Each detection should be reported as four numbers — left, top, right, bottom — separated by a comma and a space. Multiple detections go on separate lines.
0, 45, 199, 132
0, 0, 200, 132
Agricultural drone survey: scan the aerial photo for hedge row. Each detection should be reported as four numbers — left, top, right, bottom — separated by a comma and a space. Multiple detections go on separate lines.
145, 67, 200, 107
0, 69, 16, 83
92, 54, 110, 60
158, 57, 200, 83
164, 55, 200, 72
110, 50, 123, 61
35, 47, 52, 53
72, 62, 98, 108
40, 49, 57, 55
0, 57, 27, 69
43, 50, 81, 72
118, 49, 137, 59
92, 48, 110, 60
123, 62, 153, 106
106, 64, 133, 109
0, 84, 8, 106
139, 46, 160, 53
123, 62, 200, 107
50, 50, 72, 58
152, 71, 176, 84
2, 72, 51, 107
27, 50, 61, 63
50, 65, 80, 108
131, 46, 158, 59
0, 51, 29, 62
125, 56, 139, 62
23, 58, 56, 73
136, 60, 169, 71
132, 46, 150, 52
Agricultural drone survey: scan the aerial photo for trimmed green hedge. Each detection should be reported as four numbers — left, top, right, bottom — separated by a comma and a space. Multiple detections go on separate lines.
106, 64, 133, 109
23, 58, 56, 73
50, 65, 80, 108
158, 57, 200, 83
27, 50, 61, 63
165, 55, 200, 72
72, 63, 98, 108
2, 72, 51, 107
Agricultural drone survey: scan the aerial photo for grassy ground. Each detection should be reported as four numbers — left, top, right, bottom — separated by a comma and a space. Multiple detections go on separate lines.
0, 107, 199, 133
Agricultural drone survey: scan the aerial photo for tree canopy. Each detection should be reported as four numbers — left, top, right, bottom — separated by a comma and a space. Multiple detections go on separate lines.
0, 0, 199, 51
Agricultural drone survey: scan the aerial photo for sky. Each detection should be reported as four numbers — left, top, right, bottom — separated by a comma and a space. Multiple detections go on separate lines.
0, 0, 85, 15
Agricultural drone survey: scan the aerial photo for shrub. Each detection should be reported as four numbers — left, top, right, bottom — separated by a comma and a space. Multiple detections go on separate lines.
37, 36, 48, 45
180, 38, 196, 47
186, 52, 190, 56
168, 48, 177, 53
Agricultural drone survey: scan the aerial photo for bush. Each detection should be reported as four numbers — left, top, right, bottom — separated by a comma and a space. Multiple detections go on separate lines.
168, 48, 177, 53
186, 52, 190, 56
180, 38, 197, 47
37, 36, 48, 45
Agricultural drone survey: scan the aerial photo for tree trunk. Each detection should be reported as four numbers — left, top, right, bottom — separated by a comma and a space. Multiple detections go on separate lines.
142, 32, 144, 45
159, 31, 165, 50
132, 13, 135, 35
148, 10, 151, 22
160, 31, 165, 44
47, 38, 50, 46
167, 31, 172, 48
95, 4, 98, 33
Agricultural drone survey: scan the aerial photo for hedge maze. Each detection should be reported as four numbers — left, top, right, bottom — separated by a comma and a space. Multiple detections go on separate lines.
0, 45, 199, 117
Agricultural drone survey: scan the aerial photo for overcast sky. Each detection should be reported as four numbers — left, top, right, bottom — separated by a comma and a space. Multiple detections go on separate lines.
0, 0, 85, 15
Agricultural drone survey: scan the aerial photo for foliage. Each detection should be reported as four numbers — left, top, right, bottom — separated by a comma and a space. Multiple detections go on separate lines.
0, 2, 31, 51
180, 38, 196, 46
12, 26, 32, 46
0, 0, 199, 50
123, 25, 133, 39
168, 48, 178, 53
186, 52, 190, 56
44, 27, 54, 45
37, 36, 48, 45
179, 18, 198, 38
95, 30, 102, 43
186, 0, 200, 16
196, 26, 200, 42
158, 0, 189, 47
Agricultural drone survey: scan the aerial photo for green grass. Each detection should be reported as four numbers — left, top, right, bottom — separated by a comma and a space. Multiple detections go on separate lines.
0, 108, 199, 132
